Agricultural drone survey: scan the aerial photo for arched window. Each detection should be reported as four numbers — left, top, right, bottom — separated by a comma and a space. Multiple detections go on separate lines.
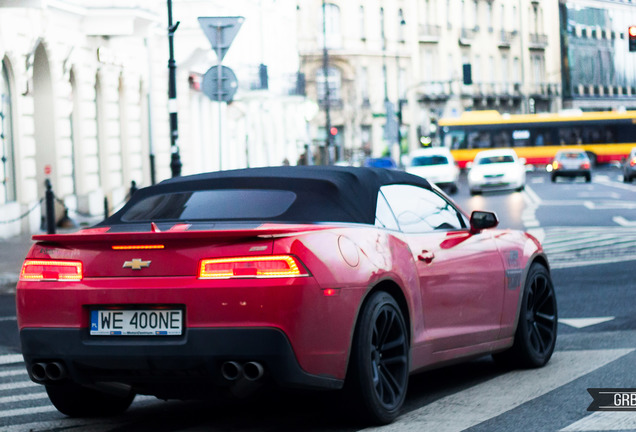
1, 59, 16, 204
316, 66, 341, 106
321, 3, 341, 49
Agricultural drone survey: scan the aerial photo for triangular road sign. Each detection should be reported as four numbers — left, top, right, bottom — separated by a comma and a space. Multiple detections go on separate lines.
198, 16, 245, 62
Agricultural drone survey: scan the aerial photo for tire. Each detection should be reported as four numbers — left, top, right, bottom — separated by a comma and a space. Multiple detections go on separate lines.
585, 174, 591, 183
551, 175, 557, 183
493, 263, 557, 369
46, 382, 135, 417
346, 291, 409, 425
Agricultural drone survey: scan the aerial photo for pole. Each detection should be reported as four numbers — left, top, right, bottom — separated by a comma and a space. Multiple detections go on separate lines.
44, 179, 56, 234
217, 27, 223, 170
167, 0, 182, 177
396, 17, 406, 168
322, 0, 332, 165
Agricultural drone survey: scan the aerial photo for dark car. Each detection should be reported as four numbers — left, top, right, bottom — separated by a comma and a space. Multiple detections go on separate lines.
550, 149, 591, 182
623, 148, 636, 183
17, 166, 556, 425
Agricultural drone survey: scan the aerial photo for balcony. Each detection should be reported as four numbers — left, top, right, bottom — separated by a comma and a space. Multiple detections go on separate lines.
419, 24, 442, 43
498, 30, 517, 48
529, 33, 548, 49
416, 81, 452, 101
529, 82, 560, 98
459, 27, 478, 46
318, 98, 344, 110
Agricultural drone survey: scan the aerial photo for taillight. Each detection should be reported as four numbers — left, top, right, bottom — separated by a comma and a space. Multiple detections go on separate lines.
20, 260, 83, 281
198, 255, 309, 279
581, 162, 590, 169
630, 157, 636, 167
552, 161, 561, 170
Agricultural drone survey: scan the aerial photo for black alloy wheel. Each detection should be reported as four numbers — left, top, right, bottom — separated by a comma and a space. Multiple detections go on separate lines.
346, 291, 410, 425
493, 263, 557, 368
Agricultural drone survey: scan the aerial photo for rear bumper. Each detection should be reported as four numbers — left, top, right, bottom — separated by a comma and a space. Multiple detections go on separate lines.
552, 169, 590, 177
20, 327, 344, 394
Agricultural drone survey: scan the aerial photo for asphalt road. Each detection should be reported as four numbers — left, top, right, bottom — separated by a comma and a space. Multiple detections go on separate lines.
2, 165, 636, 431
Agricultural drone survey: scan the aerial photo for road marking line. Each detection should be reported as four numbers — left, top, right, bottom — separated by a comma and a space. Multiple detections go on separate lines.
0, 380, 39, 392
0, 391, 47, 404
613, 216, 636, 227
523, 185, 542, 206
0, 316, 17, 322
559, 317, 615, 328
0, 368, 27, 378
550, 255, 636, 270
364, 349, 634, 432
0, 354, 23, 365
0, 404, 58, 419
1, 419, 116, 432
561, 412, 636, 431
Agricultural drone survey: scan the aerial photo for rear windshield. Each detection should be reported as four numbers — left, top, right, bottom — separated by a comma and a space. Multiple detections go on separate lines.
121, 189, 297, 222
477, 155, 515, 165
558, 152, 586, 159
411, 155, 449, 166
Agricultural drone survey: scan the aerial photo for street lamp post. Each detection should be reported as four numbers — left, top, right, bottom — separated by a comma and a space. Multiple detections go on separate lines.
167, 0, 182, 177
321, 0, 333, 165
396, 16, 406, 168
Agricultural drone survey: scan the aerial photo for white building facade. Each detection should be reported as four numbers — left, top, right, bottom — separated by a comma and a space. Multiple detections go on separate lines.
0, 0, 306, 238
297, 0, 562, 161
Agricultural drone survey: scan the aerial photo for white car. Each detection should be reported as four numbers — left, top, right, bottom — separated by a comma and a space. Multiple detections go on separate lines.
406, 147, 459, 194
468, 149, 526, 195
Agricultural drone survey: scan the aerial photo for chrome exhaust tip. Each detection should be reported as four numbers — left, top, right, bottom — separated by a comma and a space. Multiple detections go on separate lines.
221, 361, 243, 381
44, 362, 66, 381
243, 361, 264, 381
31, 363, 47, 382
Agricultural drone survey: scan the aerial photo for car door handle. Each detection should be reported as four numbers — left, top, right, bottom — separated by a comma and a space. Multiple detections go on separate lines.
418, 250, 435, 263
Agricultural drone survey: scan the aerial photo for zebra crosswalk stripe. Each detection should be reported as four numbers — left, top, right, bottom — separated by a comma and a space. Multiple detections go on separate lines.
561, 412, 636, 431
364, 349, 634, 432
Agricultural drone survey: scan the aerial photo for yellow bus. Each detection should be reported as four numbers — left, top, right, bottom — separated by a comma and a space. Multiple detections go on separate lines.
437, 110, 636, 168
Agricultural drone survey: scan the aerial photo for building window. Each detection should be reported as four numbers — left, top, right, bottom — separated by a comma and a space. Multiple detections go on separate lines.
360, 66, 369, 104
359, 5, 366, 40
501, 54, 509, 85
474, 54, 481, 83
321, 3, 341, 49
0, 59, 16, 204
316, 66, 341, 105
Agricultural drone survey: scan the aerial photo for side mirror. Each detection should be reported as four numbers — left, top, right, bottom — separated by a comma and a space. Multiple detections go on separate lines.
470, 210, 499, 233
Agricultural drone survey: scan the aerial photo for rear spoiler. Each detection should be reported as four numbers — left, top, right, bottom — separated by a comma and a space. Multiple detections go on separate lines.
31, 223, 334, 244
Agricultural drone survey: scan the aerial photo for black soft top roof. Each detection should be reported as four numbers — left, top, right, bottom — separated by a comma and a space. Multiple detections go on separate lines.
106, 166, 432, 225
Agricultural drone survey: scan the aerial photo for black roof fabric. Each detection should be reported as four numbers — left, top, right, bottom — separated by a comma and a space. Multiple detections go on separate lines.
106, 166, 432, 225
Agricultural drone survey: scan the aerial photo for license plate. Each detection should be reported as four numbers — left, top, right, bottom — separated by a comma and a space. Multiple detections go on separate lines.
90, 309, 183, 336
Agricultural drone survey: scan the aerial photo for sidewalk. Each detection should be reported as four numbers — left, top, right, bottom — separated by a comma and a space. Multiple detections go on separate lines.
0, 233, 35, 294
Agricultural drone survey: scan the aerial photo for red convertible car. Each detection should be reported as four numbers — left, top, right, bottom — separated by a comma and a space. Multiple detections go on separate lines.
16, 166, 557, 424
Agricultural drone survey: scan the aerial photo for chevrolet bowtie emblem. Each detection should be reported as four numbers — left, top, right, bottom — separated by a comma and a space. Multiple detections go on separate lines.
123, 259, 151, 270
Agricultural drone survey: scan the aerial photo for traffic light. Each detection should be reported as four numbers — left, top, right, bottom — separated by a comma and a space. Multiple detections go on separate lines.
629, 26, 636, 52
330, 126, 338, 136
